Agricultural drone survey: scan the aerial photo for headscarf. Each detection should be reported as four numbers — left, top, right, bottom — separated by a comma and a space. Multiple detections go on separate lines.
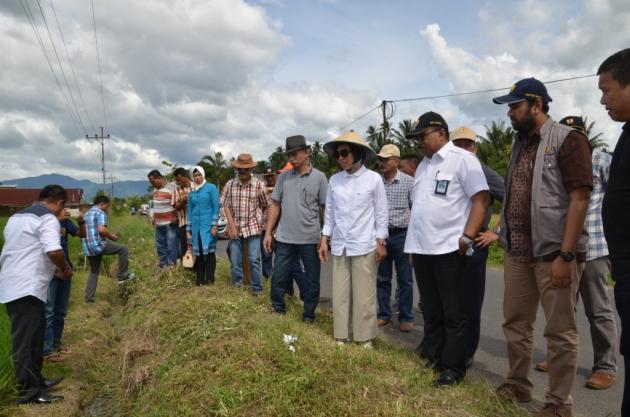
190, 165, 207, 192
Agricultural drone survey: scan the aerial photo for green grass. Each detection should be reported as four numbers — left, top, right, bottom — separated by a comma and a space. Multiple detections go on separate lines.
0, 305, 14, 410
2, 214, 530, 417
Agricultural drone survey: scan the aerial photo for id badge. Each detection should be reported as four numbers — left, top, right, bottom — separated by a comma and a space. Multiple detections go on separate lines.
434, 179, 449, 195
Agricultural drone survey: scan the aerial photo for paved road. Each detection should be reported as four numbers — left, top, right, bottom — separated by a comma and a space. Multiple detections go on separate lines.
216, 240, 623, 417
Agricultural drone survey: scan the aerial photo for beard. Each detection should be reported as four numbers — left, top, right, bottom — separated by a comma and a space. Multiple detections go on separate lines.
510, 110, 537, 134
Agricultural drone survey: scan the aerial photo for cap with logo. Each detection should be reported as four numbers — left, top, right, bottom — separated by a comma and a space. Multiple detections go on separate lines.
558, 115, 586, 133
406, 111, 449, 139
450, 126, 478, 142
492, 77, 553, 105
376, 144, 401, 158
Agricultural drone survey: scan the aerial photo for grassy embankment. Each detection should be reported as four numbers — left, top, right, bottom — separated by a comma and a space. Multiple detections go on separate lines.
1, 214, 529, 417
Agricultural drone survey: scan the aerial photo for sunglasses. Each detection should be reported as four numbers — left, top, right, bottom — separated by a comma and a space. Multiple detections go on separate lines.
334, 149, 351, 159
236, 168, 252, 172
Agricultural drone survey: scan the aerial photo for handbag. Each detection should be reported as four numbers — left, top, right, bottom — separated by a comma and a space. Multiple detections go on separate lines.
182, 250, 194, 268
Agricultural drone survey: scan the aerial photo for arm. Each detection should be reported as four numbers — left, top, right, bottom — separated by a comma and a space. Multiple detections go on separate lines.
40, 215, 71, 279
459, 190, 491, 254
210, 185, 219, 237
319, 182, 334, 262
373, 177, 389, 262
186, 192, 193, 237
263, 201, 281, 253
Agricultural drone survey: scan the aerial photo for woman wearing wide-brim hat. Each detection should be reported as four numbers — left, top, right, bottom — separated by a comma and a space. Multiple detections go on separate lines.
318, 131, 388, 348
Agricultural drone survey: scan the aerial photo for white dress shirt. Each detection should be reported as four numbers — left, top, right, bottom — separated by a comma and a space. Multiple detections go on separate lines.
404, 141, 489, 255
0, 204, 62, 303
322, 165, 389, 256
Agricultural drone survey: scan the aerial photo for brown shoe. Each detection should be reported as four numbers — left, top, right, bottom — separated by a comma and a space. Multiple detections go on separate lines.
535, 360, 549, 372
399, 322, 414, 332
585, 371, 616, 390
377, 319, 391, 327
535, 403, 573, 417
495, 383, 532, 403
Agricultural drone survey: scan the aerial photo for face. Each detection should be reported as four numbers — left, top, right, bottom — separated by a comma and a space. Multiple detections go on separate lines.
237, 167, 252, 181
335, 144, 355, 171
175, 174, 190, 187
287, 148, 309, 168
377, 156, 398, 174
50, 199, 66, 216
599, 71, 630, 122
148, 176, 163, 189
507, 100, 537, 133
415, 128, 445, 157
399, 160, 416, 177
452, 139, 477, 153
192, 171, 204, 185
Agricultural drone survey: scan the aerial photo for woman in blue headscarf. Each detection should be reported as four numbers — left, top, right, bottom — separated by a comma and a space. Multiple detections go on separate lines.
186, 166, 220, 285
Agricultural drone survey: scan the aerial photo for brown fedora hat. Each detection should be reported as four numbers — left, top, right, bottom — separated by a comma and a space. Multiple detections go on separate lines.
231, 153, 257, 169
285, 135, 310, 154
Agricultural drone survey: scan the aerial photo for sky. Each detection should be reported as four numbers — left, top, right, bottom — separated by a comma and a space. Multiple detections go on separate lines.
1, 0, 629, 182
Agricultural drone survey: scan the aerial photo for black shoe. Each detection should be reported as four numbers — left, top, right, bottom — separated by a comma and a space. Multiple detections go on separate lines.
433, 370, 461, 387
423, 359, 442, 372
117, 273, 136, 284
42, 377, 64, 389
303, 317, 315, 324
465, 357, 474, 369
19, 392, 64, 404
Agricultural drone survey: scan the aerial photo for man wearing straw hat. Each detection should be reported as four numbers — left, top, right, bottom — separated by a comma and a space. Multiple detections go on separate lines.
318, 130, 388, 349
220, 153, 271, 295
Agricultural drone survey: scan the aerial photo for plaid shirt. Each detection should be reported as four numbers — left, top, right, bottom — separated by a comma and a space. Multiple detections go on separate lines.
82, 206, 107, 256
586, 150, 611, 261
383, 170, 414, 228
220, 176, 270, 238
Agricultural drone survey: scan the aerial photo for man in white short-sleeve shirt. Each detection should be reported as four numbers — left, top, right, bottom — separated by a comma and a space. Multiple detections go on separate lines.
404, 111, 490, 387
0, 185, 72, 404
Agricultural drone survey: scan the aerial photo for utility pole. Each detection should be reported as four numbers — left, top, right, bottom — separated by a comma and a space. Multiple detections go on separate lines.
86, 126, 110, 189
108, 174, 116, 198
381, 100, 390, 142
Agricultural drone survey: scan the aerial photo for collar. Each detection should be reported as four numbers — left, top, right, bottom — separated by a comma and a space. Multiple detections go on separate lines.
383, 170, 401, 184
238, 177, 253, 187
433, 141, 454, 160
293, 164, 313, 177
343, 164, 367, 178
33, 201, 54, 215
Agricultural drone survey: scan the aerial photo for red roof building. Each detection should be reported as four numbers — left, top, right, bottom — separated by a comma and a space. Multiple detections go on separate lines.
0, 188, 84, 216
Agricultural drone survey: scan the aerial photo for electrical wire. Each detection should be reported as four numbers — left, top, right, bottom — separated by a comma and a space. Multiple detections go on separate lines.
91, 0, 109, 129
35, 0, 88, 135
48, 0, 96, 133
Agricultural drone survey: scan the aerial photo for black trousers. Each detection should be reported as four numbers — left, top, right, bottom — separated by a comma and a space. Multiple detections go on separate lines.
178, 225, 188, 259
6, 296, 46, 402
413, 252, 468, 378
611, 254, 630, 417
462, 245, 489, 362
194, 233, 216, 285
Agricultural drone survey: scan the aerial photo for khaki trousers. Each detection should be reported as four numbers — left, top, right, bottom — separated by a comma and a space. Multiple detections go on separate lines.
332, 251, 378, 342
503, 254, 583, 406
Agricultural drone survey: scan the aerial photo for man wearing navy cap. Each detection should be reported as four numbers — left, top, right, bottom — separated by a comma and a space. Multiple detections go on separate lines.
404, 111, 490, 387
493, 78, 592, 417
598, 48, 630, 417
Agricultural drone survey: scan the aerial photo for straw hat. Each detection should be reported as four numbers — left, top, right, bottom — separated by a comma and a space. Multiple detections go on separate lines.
323, 130, 375, 158
231, 153, 257, 169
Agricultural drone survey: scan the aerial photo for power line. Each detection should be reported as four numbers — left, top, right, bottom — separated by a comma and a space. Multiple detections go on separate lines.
48, 0, 96, 133
35, 0, 88, 134
18, 0, 84, 137
387, 74, 597, 104
91, 0, 109, 129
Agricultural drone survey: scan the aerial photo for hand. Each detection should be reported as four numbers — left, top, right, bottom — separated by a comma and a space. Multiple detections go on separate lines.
111, 234, 120, 241
375, 244, 387, 262
58, 209, 71, 221
457, 236, 468, 256
263, 233, 273, 254
550, 256, 572, 288
228, 226, 239, 240
77, 212, 85, 222
211, 226, 218, 237
59, 264, 73, 280
318, 236, 329, 262
475, 230, 499, 248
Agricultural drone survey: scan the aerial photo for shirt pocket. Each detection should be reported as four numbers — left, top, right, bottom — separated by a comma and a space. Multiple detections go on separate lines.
352, 187, 373, 208
433, 173, 454, 198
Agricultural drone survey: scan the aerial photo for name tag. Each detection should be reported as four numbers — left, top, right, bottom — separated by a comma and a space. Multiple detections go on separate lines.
434, 179, 449, 195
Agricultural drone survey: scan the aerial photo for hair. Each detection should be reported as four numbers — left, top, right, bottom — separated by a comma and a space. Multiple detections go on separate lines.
526, 98, 549, 114
39, 184, 67, 202
93, 195, 110, 205
598, 48, 630, 87
401, 154, 420, 168
173, 167, 189, 178
147, 169, 163, 179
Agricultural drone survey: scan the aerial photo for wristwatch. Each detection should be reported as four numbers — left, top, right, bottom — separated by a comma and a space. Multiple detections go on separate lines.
558, 251, 575, 262
461, 235, 474, 249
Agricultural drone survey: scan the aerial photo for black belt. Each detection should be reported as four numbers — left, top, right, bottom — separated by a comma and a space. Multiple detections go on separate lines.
388, 227, 407, 234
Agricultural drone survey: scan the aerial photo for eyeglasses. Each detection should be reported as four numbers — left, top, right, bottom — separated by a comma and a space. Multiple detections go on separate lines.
334, 149, 351, 159
378, 157, 396, 163
236, 168, 252, 172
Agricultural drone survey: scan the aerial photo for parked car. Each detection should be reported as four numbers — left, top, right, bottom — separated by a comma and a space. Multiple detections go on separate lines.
217, 214, 228, 239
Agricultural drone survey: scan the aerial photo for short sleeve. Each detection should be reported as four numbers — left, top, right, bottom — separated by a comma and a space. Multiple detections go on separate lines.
558, 131, 593, 193
459, 154, 489, 198
271, 173, 284, 203
318, 173, 327, 205
40, 214, 62, 253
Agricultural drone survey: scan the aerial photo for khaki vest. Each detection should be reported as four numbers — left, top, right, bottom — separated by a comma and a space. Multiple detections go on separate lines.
499, 117, 589, 257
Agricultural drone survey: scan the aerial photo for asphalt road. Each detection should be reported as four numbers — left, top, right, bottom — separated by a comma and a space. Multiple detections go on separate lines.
216, 240, 623, 417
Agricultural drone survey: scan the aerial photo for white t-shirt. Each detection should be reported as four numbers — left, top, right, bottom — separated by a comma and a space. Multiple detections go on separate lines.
0, 204, 62, 303
404, 141, 489, 255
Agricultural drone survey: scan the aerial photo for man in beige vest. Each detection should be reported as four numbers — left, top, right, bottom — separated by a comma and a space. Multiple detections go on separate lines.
492, 78, 592, 417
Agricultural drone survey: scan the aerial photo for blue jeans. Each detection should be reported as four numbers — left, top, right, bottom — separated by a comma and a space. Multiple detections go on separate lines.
44, 276, 72, 354
377, 230, 414, 323
261, 236, 273, 278
155, 224, 179, 268
229, 235, 262, 293
270, 242, 320, 320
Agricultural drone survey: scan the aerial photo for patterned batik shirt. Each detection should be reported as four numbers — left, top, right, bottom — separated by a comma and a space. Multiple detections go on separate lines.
220, 176, 270, 238
586, 150, 612, 261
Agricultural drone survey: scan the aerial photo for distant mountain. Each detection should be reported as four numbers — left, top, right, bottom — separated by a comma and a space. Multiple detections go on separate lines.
1, 174, 149, 200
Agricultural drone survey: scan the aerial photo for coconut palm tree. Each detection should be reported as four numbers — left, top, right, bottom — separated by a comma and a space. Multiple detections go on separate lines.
477, 120, 514, 178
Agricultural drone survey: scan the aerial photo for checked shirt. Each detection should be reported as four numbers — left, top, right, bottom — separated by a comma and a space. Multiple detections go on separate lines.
82, 206, 107, 256
383, 170, 414, 228
586, 150, 612, 261
220, 176, 270, 238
